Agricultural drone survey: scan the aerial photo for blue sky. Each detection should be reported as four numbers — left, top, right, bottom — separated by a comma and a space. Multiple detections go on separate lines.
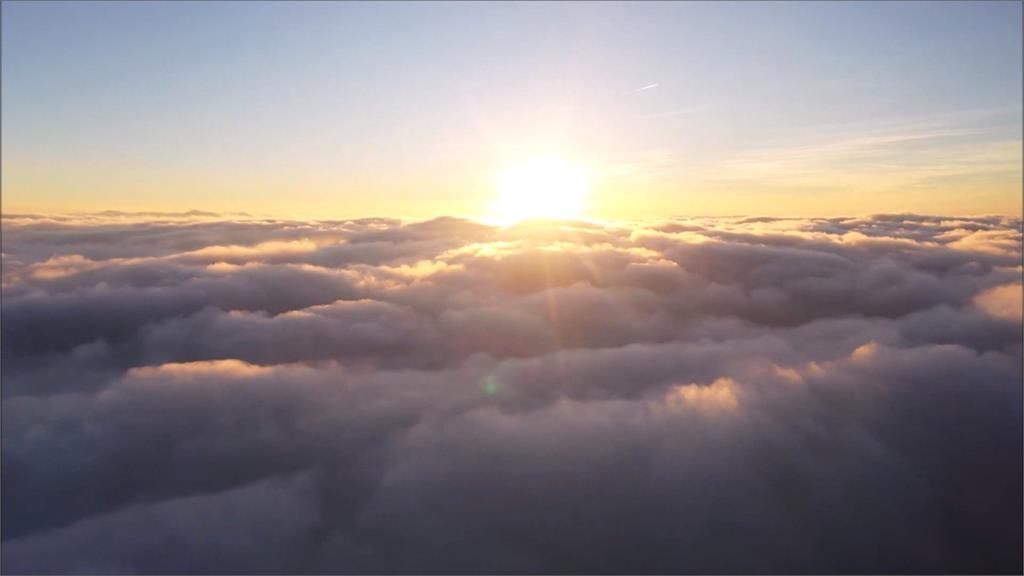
3, 1, 1021, 217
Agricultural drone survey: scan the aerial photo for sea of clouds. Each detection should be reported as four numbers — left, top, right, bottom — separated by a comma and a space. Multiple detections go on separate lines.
2, 212, 1021, 573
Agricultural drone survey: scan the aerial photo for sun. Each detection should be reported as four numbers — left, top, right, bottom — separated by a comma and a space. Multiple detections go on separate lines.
486, 157, 589, 225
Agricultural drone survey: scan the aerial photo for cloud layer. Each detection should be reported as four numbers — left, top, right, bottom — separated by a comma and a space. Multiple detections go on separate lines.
2, 212, 1021, 573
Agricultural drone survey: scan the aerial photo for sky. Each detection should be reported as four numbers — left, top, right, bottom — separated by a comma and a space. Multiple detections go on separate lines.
3, 1, 1022, 219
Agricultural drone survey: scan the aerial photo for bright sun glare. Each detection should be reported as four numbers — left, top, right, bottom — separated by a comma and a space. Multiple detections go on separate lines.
486, 157, 589, 225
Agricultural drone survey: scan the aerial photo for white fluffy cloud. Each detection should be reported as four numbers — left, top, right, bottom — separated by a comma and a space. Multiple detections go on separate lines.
2, 212, 1021, 573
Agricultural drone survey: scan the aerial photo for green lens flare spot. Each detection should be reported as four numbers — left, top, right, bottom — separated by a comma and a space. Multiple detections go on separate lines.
481, 375, 501, 396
